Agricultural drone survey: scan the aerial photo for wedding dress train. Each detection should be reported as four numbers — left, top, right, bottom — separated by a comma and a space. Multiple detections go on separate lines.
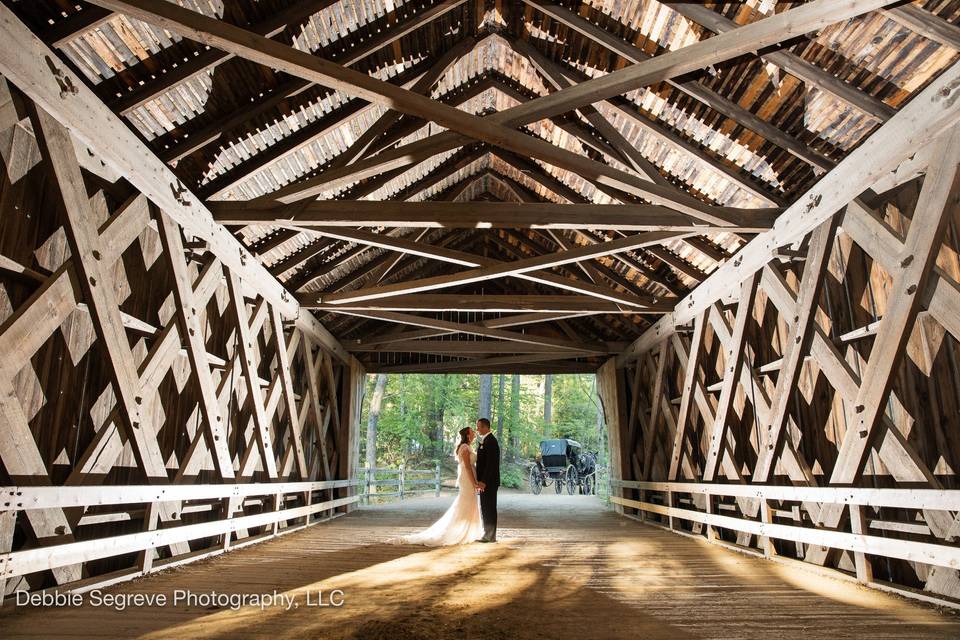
393, 443, 483, 546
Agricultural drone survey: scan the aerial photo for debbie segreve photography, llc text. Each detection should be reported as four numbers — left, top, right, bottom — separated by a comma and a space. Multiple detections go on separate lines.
15, 589, 346, 612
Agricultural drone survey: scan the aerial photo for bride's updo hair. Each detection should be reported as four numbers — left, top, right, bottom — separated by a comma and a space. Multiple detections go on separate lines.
455, 427, 471, 454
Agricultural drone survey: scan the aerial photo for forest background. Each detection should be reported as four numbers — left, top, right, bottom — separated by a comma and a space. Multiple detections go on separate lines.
359, 373, 608, 488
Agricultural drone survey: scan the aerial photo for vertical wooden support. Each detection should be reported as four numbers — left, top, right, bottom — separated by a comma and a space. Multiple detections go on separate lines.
850, 504, 874, 583
755, 215, 840, 482
597, 359, 628, 514
705, 493, 716, 541
831, 130, 960, 487
399, 464, 406, 501
760, 500, 775, 557
669, 311, 708, 480
33, 106, 168, 480
337, 357, 365, 512
221, 497, 236, 552
270, 308, 308, 480
272, 493, 283, 535
0, 509, 16, 599
642, 340, 671, 478
137, 502, 161, 574
435, 461, 441, 497
226, 272, 279, 479
156, 211, 235, 479
703, 273, 759, 481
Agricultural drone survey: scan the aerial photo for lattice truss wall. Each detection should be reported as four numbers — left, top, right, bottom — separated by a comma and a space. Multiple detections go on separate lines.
600, 124, 960, 602
0, 82, 365, 599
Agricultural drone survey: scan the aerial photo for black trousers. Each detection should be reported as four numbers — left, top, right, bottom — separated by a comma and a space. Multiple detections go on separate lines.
479, 487, 498, 540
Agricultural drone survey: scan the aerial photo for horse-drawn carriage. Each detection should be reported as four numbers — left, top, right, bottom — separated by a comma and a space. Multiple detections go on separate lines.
528, 438, 598, 495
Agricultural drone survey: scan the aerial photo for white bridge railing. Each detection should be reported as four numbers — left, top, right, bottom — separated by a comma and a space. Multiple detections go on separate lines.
0, 479, 361, 601
609, 479, 960, 607
362, 463, 442, 503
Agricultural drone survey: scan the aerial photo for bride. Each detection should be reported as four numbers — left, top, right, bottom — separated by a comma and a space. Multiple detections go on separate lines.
393, 427, 483, 546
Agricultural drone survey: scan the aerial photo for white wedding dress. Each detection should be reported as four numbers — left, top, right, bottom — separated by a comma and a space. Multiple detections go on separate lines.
393, 443, 483, 546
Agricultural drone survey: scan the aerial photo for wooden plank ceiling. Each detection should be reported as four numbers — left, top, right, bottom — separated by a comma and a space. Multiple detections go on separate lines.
8, 0, 960, 373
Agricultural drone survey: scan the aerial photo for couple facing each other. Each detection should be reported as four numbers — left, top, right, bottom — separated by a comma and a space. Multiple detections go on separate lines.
398, 418, 500, 546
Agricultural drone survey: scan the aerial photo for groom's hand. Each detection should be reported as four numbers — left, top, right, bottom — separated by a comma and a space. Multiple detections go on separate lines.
477, 481, 486, 492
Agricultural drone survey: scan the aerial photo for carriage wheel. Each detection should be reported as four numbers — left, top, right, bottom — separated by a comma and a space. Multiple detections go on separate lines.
529, 467, 543, 495
554, 475, 564, 494
566, 467, 579, 495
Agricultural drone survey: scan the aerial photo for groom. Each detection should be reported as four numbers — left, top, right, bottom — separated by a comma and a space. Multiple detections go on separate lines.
474, 417, 500, 543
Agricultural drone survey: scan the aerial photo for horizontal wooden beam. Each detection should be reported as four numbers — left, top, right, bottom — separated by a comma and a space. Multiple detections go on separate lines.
356, 311, 594, 345
212, 201, 776, 232
363, 360, 597, 374
348, 340, 625, 354
331, 309, 607, 354
366, 352, 596, 374
301, 294, 652, 313
319, 231, 687, 304
295, 226, 668, 308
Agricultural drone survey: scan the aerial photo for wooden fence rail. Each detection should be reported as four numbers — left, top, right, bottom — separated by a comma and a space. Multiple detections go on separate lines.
609, 479, 960, 608
0, 480, 362, 602
362, 463, 442, 502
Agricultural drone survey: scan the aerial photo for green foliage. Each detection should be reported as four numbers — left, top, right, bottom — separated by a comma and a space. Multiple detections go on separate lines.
499, 462, 526, 490
360, 373, 608, 473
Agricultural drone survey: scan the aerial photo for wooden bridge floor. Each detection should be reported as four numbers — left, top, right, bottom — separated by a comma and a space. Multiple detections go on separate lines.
3, 493, 959, 639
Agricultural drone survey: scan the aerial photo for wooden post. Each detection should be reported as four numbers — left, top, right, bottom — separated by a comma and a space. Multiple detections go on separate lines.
705, 492, 716, 541
0, 508, 17, 601
435, 462, 441, 497
850, 505, 874, 584
399, 464, 406, 501
272, 493, 283, 536
760, 500, 775, 557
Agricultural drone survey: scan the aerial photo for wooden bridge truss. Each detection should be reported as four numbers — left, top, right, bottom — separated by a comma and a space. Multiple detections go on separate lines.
0, 0, 959, 612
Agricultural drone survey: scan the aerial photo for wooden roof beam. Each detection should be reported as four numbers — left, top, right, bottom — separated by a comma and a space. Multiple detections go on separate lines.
212, 200, 771, 232
199, 64, 431, 200
153, 0, 470, 163
620, 56, 960, 361
0, 6, 287, 314
329, 309, 607, 354
882, 4, 960, 51
521, 1, 836, 172
42, 6, 114, 48
108, 0, 336, 115
350, 339, 624, 354
94, 0, 852, 226
668, 2, 895, 122
357, 311, 597, 346
365, 359, 599, 374
301, 294, 650, 313
313, 230, 686, 305
299, 226, 669, 309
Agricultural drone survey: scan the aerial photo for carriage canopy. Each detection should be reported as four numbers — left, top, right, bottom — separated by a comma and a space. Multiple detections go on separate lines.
539, 439, 581, 470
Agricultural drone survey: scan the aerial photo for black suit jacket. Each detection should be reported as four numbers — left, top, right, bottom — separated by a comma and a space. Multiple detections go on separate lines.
475, 433, 500, 489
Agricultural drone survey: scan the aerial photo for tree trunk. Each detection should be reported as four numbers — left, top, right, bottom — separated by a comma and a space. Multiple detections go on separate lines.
543, 374, 553, 426
427, 374, 448, 456
496, 374, 505, 440
510, 373, 521, 455
365, 374, 388, 469
479, 373, 492, 420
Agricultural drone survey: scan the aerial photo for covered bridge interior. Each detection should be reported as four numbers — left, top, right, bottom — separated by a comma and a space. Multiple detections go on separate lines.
3, 0, 960, 637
